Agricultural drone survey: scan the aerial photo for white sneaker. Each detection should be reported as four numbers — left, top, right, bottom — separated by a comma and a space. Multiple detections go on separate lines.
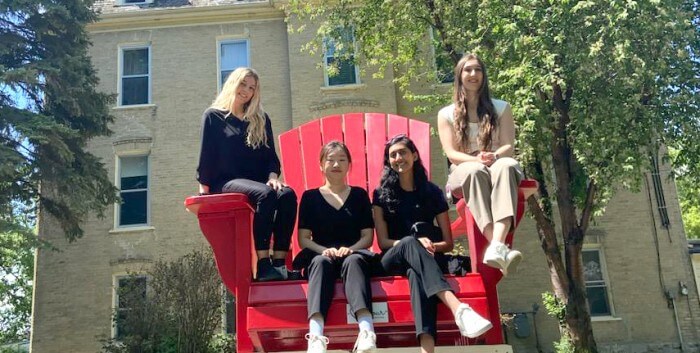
305, 333, 329, 353
353, 329, 377, 353
483, 242, 508, 270
454, 303, 493, 338
502, 249, 523, 276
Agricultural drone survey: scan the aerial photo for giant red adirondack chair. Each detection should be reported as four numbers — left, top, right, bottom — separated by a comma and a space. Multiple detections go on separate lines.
185, 112, 537, 353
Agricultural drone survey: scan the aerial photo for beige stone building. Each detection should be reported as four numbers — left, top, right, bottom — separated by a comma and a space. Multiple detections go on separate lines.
29, 1, 700, 352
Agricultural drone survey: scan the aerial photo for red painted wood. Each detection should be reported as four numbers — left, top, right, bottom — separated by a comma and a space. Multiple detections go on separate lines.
408, 119, 431, 180
365, 113, 387, 199
321, 115, 343, 144
343, 113, 368, 189
185, 113, 536, 353
184, 194, 255, 353
387, 114, 408, 139
299, 120, 324, 190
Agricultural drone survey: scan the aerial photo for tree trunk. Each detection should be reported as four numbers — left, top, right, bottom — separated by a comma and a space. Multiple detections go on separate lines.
564, 227, 598, 353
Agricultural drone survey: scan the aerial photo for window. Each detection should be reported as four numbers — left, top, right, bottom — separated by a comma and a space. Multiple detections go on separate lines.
582, 248, 613, 316
120, 47, 150, 106
324, 28, 359, 86
114, 275, 147, 339
118, 155, 149, 227
219, 40, 249, 88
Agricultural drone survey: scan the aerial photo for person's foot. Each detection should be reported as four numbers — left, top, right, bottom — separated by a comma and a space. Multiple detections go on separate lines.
483, 242, 508, 270
502, 249, 523, 276
274, 265, 289, 280
454, 303, 493, 338
305, 333, 329, 353
353, 329, 377, 353
256, 260, 284, 281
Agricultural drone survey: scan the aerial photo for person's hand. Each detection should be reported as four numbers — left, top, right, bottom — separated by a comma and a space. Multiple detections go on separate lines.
322, 247, 338, 258
336, 247, 354, 258
266, 178, 285, 192
417, 237, 435, 256
478, 151, 497, 167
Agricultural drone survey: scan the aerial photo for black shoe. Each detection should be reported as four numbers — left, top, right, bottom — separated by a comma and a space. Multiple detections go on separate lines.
287, 270, 303, 280
256, 260, 284, 281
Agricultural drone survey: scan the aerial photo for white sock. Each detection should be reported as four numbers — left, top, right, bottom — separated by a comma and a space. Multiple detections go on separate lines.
357, 312, 374, 332
491, 240, 505, 247
309, 314, 324, 336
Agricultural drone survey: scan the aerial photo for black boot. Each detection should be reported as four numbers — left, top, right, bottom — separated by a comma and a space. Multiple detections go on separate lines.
256, 258, 284, 281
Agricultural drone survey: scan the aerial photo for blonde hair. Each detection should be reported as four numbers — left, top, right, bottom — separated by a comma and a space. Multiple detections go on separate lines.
211, 67, 268, 148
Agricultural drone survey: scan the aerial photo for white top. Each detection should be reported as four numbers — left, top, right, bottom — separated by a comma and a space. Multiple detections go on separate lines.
438, 98, 508, 154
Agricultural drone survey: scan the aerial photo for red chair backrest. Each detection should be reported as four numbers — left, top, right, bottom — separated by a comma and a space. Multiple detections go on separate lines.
278, 113, 431, 255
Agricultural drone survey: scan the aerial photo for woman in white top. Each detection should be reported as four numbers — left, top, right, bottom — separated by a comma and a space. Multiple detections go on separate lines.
437, 53, 525, 276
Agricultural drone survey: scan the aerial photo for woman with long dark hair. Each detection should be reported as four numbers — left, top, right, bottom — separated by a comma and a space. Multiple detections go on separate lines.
196, 67, 296, 281
437, 53, 524, 275
373, 135, 492, 353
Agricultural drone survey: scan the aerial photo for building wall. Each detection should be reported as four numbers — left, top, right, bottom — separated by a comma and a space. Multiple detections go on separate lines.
30, 3, 700, 353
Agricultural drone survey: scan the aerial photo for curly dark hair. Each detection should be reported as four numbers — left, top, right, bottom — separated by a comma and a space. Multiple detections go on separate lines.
376, 135, 431, 214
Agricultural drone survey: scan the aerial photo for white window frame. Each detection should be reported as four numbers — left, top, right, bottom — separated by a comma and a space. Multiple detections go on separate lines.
115, 153, 150, 228
118, 44, 151, 106
582, 245, 616, 318
217, 38, 250, 91
323, 28, 360, 87
111, 274, 149, 339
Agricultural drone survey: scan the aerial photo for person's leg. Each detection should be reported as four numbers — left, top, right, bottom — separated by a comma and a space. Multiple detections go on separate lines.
435, 289, 492, 338
272, 186, 297, 258
418, 334, 435, 353
381, 237, 452, 297
305, 255, 335, 353
406, 268, 438, 344
446, 162, 494, 236
222, 179, 282, 280
487, 157, 525, 274
271, 186, 297, 277
341, 253, 376, 353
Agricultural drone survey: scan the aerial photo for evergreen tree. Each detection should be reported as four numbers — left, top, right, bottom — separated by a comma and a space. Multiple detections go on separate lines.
1, 0, 118, 241
1, 0, 117, 342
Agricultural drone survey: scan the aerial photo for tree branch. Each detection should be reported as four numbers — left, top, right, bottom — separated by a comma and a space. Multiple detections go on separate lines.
579, 180, 597, 234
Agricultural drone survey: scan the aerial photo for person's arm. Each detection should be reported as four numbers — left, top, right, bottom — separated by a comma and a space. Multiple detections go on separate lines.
298, 228, 328, 254
373, 205, 397, 251
264, 115, 285, 191
432, 211, 454, 253
492, 103, 515, 159
196, 111, 217, 193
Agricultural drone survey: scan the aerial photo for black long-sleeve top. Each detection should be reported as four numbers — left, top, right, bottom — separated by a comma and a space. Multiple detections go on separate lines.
196, 108, 281, 193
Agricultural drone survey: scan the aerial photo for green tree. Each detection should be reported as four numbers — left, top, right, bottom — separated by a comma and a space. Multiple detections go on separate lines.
671, 149, 700, 239
100, 250, 234, 353
0, 214, 35, 344
1, 0, 118, 242
287, 1, 700, 351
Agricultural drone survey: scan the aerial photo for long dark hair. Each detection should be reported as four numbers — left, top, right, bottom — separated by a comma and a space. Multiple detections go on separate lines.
453, 53, 498, 151
376, 135, 430, 214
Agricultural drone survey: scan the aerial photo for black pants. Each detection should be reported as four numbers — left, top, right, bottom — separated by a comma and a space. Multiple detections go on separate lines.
306, 253, 373, 320
222, 179, 297, 251
380, 236, 453, 340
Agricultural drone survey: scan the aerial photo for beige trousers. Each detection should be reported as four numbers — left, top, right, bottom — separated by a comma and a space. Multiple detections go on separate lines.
446, 157, 524, 233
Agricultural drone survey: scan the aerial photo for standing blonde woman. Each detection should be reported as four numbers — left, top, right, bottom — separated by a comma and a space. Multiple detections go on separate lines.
437, 54, 525, 276
197, 67, 297, 281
